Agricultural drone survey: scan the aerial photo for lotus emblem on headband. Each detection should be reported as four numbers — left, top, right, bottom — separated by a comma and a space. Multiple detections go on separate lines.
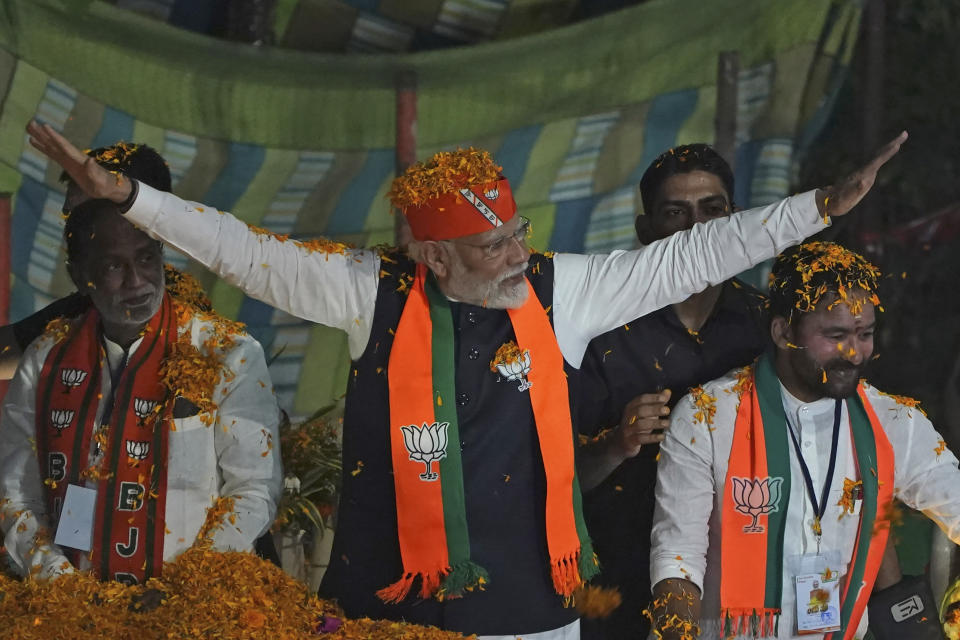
400, 421, 449, 481
484, 187, 500, 201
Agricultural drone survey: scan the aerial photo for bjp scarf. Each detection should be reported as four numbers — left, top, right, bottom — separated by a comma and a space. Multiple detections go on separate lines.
379, 264, 597, 603
719, 355, 894, 638
36, 293, 176, 584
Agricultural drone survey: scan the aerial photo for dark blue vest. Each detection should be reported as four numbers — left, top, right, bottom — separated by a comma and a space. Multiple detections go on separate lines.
319, 252, 578, 636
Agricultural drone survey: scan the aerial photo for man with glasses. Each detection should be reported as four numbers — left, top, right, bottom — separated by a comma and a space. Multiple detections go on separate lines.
28, 123, 904, 640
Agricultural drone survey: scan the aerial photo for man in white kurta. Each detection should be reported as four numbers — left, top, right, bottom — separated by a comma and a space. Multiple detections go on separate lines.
650, 242, 960, 639
0, 300, 283, 579
0, 142, 281, 583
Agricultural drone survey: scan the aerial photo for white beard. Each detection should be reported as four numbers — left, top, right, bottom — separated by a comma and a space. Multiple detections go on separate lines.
444, 254, 529, 309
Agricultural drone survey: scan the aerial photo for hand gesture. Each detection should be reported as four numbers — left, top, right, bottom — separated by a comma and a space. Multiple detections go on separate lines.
610, 390, 672, 460
819, 131, 908, 218
25, 120, 132, 204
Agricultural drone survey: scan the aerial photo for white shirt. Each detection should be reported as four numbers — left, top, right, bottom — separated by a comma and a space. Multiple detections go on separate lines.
0, 312, 283, 579
651, 369, 960, 639
124, 183, 826, 368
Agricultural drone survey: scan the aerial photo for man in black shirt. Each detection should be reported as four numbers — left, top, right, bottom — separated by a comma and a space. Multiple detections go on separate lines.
577, 145, 768, 639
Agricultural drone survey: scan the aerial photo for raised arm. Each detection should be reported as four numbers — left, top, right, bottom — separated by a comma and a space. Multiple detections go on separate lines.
553, 132, 907, 366
25, 121, 380, 358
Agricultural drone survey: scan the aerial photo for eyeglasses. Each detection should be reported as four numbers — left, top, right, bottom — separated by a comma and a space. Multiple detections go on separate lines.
452, 217, 531, 259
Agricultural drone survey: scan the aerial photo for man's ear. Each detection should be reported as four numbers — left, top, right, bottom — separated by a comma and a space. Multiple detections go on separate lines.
770, 315, 795, 351
634, 215, 655, 245
418, 240, 449, 278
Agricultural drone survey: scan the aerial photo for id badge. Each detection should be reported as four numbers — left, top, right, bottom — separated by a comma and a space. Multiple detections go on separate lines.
790, 552, 842, 634
54, 484, 97, 551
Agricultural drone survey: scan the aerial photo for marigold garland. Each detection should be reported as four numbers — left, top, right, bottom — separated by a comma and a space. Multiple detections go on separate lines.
0, 548, 470, 640
163, 265, 212, 312
388, 148, 503, 210
0, 495, 470, 640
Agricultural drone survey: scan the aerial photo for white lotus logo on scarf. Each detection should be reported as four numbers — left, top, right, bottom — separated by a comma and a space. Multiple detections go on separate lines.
732, 476, 783, 533
50, 410, 75, 435
59, 368, 88, 392
126, 440, 151, 461
400, 422, 448, 481
496, 352, 532, 392
484, 187, 500, 201
133, 398, 158, 420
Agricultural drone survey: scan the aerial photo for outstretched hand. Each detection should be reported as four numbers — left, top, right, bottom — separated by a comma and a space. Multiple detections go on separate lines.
26, 120, 133, 204
818, 130, 908, 218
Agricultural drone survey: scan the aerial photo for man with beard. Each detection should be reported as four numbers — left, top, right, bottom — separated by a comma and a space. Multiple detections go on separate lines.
28, 121, 903, 640
648, 241, 960, 639
0, 143, 282, 587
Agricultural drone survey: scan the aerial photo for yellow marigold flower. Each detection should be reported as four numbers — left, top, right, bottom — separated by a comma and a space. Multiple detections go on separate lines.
388, 148, 503, 210
690, 386, 718, 425
836, 478, 863, 518
490, 340, 526, 373
877, 389, 927, 417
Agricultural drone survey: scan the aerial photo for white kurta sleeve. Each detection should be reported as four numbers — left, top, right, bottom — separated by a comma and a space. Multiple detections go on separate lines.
206, 332, 283, 552
876, 388, 960, 542
552, 190, 825, 366
0, 338, 74, 579
649, 389, 722, 592
125, 183, 381, 359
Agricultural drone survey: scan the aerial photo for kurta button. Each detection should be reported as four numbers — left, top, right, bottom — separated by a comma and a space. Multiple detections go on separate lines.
457, 392, 470, 406
467, 347, 480, 360
466, 311, 478, 324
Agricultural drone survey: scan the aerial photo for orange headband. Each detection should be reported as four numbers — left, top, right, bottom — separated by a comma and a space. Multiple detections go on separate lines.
403, 178, 517, 241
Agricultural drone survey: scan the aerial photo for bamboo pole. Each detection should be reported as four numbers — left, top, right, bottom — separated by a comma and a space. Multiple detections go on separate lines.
714, 51, 740, 171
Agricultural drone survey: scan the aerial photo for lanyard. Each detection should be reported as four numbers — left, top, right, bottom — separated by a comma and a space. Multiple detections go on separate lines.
94, 339, 130, 458
785, 398, 842, 553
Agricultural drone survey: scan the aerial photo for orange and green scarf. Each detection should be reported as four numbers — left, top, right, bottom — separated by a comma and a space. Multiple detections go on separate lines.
720, 355, 894, 638
36, 294, 176, 584
378, 264, 596, 603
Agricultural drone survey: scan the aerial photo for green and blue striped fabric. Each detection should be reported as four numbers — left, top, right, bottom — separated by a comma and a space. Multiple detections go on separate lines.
0, 0, 859, 416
